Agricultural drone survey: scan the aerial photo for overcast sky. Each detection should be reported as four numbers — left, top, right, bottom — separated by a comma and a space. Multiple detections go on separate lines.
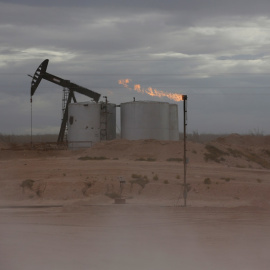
1, 0, 270, 135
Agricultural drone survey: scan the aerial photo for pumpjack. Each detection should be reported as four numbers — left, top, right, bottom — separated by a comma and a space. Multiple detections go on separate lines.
29, 59, 101, 143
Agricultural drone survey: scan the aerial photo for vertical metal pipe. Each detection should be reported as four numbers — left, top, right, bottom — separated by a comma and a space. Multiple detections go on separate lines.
182, 95, 187, 206
30, 96, 33, 148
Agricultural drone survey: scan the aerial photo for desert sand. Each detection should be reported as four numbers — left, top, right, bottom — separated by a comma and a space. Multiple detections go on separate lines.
0, 134, 270, 269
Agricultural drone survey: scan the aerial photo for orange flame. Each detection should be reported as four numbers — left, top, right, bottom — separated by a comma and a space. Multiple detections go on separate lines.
118, 79, 131, 89
119, 79, 183, 102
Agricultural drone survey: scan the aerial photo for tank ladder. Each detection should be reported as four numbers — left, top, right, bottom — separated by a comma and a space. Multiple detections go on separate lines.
100, 103, 108, 141
61, 87, 69, 142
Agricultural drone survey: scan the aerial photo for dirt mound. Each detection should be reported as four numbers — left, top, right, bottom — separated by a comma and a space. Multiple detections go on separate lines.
1, 135, 270, 208
201, 134, 270, 169
214, 133, 270, 147
80, 139, 184, 160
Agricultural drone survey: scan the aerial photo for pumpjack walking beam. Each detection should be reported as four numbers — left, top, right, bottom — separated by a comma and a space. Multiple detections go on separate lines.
29, 59, 101, 143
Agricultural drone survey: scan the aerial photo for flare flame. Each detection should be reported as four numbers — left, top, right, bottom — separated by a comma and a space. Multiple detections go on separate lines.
118, 79, 131, 89
119, 79, 183, 102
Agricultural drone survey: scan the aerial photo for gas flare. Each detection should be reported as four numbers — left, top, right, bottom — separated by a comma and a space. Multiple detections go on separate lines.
119, 79, 183, 102
118, 79, 131, 89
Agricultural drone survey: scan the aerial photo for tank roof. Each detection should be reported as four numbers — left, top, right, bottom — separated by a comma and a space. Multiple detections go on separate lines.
121, 100, 174, 105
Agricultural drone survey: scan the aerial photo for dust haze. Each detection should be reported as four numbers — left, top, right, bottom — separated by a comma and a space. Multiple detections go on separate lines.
1, 135, 270, 269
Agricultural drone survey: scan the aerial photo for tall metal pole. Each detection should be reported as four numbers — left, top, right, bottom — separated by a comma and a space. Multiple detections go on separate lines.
28, 74, 33, 148
182, 95, 188, 206
30, 96, 33, 148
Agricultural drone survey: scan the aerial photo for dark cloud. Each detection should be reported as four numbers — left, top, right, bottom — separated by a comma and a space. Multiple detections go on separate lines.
1, 0, 270, 134
3, 0, 270, 14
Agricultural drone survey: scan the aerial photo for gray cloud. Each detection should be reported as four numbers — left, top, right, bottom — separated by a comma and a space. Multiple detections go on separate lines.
0, 0, 270, 135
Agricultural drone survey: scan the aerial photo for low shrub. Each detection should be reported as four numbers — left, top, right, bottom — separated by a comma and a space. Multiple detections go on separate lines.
130, 174, 149, 188
135, 157, 156, 162
227, 148, 243, 158
78, 156, 108, 160
204, 178, 211, 185
204, 145, 227, 163
245, 152, 270, 169
166, 158, 183, 162
105, 192, 121, 199
220, 177, 231, 182
20, 179, 35, 190
263, 150, 270, 157
131, 173, 141, 179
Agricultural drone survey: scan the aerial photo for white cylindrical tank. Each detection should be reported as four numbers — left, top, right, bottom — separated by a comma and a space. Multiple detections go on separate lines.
169, 104, 179, 140
121, 101, 178, 141
68, 102, 101, 149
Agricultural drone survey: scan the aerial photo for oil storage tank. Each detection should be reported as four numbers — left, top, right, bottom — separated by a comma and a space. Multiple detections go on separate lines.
169, 104, 179, 140
68, 102, 116, 149
121, 101, 179, 141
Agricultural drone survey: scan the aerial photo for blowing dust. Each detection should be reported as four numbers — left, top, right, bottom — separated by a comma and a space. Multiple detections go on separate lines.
0, 205, 269, 270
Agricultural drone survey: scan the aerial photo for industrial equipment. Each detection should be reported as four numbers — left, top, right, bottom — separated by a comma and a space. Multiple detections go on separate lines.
29, 59, 101, 143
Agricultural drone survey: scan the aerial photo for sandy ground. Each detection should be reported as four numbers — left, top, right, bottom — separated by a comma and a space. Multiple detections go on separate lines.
1, 134, 270, 269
